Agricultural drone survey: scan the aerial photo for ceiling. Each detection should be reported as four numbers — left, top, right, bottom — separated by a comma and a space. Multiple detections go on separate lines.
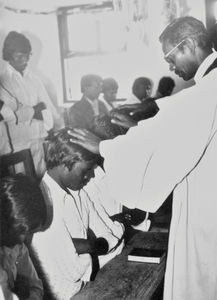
1, 0, 111, 12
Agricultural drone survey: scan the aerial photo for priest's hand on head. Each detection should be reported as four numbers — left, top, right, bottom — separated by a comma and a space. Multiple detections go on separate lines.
68, 128, 101, 154
110, 111, 137, 129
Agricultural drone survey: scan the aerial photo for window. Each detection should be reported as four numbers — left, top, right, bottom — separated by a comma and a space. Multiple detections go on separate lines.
58, 0, 127, 102
58, 0, 205, 103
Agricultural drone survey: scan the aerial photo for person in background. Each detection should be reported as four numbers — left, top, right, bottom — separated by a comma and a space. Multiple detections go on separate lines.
68, 74, 109, 130
125, 77, 153, 105
0, 31, 60, 178
69, 16, 217, 300
101, 77, 119, 111
0, 174, 46, 300
32, 128, 123, 300
119, 76, 158, 121
155, 76, 175, 99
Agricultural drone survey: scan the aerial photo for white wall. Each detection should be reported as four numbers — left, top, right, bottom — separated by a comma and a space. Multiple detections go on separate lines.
0, 0, 206, 107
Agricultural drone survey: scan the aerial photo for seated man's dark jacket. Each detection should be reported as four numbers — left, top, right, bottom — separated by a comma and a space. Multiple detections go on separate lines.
68, 96, 109, 130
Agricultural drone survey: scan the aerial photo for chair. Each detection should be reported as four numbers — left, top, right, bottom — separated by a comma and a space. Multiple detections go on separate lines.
0, 148, 37, 178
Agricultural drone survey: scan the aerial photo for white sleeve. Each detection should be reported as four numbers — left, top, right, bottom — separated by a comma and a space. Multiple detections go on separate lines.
83, 192, 119, 251
35, 76, 60, 120
100, 82, 217, 213
0, 104, 16, 122
84, 178, 124, 240
0, 78, 35, 123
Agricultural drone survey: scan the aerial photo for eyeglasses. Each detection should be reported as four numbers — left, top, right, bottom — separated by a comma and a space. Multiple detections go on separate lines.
164, 39, 186, 59
13, 52, 32, 61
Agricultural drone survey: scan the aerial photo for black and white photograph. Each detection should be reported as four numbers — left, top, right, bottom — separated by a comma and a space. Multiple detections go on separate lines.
0, 0, 217, 299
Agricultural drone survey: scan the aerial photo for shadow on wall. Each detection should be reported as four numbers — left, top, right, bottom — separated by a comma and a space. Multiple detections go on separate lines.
22, 30, 59, 109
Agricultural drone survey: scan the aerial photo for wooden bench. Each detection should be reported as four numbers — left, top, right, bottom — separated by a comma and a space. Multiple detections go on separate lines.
73, 231, 168, 300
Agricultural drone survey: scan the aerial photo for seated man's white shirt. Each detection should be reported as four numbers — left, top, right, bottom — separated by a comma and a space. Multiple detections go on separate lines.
33, 172, 119, 299
84, 167, 125, 267
85, 97, 99, 116
75, 187, 124, 268
33, 172, 91, 299
87, 166, 123, 216
86, 166, 150, 234
99, 96, 114, 111
124, 94, 141, 105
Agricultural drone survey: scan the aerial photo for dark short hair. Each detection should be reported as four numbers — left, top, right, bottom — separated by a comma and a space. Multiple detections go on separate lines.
102, 78, 118, 93
2, 31, 32, 61
132, 77, 152, 95
159, 16, 212, 51
45, 128, 100, 170
157, 76, 175, 97
0, 174, 46, 247
80, 74, 102, 93
91, 114, 127, 140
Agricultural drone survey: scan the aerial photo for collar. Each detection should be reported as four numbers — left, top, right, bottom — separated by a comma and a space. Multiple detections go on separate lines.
6, 63, 30, 78
43, 172, 81, 203
194, 51, 217, 83
102, 95, 113, 108
129, 94, 142, 104
85, 96, 98, 105
43, 171, 68, 201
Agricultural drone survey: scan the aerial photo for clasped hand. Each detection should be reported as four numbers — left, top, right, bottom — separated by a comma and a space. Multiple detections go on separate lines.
33, 102, 47, 120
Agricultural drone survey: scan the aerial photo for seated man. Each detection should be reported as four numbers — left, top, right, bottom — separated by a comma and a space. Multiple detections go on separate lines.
125, 77, 153, 105
101, 77, 119, 111
32, 128, 123, 299
155, 76, 175, 99
68, 74, 109, 130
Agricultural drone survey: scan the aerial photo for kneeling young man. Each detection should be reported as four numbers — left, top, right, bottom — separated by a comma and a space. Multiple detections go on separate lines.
32, 129, 123, 299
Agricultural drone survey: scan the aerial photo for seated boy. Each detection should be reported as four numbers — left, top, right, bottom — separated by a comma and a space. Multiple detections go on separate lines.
32, 129, 123, 299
